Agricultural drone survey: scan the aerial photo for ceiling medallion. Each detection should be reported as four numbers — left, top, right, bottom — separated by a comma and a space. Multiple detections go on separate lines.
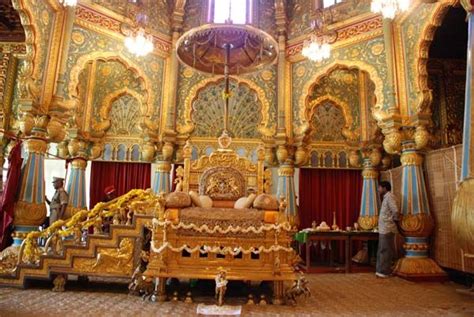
176, 24, 278, 75
177, 23, 278, 147
371, 0, 411, 19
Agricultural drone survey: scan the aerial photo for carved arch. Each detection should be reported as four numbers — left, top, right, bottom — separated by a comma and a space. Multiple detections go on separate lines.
100, 88, 145, 120
178, 76, 274, 137
297, 61, 384, 137
13, 0, 64, 110
68, 52, 154, 117
404, 0, 458, 115
307, 95, 358, 142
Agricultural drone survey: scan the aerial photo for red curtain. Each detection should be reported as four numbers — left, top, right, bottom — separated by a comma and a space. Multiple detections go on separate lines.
299, 168, 363, 262
89, 161, 151, 209
0, 141, 23, 250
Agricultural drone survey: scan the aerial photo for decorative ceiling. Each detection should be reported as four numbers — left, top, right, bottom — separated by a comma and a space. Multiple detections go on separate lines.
0, 0, 25, 42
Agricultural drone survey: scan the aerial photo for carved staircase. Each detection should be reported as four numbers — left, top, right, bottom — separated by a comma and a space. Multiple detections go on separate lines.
0, 189, 164, 288
0, 214, 152, 288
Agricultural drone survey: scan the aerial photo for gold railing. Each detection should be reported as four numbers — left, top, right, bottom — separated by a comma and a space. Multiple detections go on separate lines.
18, 189, 165, 265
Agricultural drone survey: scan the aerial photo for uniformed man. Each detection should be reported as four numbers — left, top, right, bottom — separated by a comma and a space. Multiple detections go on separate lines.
45, 177, 69, 225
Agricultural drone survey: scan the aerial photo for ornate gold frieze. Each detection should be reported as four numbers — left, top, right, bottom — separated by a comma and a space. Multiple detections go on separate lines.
75, 5, 171, 57
400, 213, 434, 237
13, 201, 47, 226
73, 238, 135, 276
286, 16, 383, 59
358, 215, 378, 230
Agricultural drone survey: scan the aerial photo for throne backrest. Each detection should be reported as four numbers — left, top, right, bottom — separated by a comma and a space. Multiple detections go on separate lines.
183, 148, 264, 200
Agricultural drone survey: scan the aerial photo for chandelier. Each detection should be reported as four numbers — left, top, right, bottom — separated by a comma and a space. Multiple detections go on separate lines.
302, 34, 331, 62
302, 10, 334, 62
122, 2, 154, 57
124, 28, 154, 57
371, 0, 411, 19
59, 0, 77, 6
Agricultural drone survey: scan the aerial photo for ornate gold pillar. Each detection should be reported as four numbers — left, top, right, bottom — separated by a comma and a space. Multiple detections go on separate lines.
161, 4, 185, 159
393, 138, 445, 280
13, 116, 49, 246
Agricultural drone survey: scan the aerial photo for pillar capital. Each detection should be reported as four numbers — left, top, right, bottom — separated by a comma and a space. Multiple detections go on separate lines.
278, 163, 295, 176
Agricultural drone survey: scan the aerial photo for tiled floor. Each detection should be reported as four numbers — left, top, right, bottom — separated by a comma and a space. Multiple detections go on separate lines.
0, 273, 472, 316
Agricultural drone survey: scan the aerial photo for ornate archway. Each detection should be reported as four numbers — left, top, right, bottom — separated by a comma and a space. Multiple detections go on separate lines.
406, 0, 458, 115
307, 95, 358, 143
68, 52, 153, 116
178, 76, 274, 138
297, 61, 384, 137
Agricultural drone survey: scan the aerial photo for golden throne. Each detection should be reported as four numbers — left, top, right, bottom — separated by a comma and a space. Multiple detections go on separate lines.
145, 143, 297, 303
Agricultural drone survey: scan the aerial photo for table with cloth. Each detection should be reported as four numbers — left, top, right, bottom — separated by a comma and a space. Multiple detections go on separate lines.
295, 230, 379, 273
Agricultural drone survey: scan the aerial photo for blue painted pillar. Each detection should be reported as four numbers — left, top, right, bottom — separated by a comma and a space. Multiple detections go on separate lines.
277, 163, 297, 228
13, 135, 48, 246
358, 158, 380, 230
394, 140, 445, 279
451, 10, 474, 267
461, 12, 474, 181
152, 161, 171, 194
66, 157, 88, 217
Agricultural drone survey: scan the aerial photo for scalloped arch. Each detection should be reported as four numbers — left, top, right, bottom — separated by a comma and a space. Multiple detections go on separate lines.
307, 95, 358, 142
68, 52, 153, 117
297, 61, 384, 136
100, 88, 145, 120
407, 0, 458, 115
178, 76, 274, 137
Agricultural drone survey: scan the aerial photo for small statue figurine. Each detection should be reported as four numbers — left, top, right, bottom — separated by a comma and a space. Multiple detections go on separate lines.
215, 267, 228, 306
278, 196, 287, 214
174, 166, 184, 192
285, 271, 311, 306
52, 274, 66, 292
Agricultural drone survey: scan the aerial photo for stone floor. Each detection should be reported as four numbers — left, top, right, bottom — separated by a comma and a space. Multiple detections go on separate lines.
0, 273, 473, 316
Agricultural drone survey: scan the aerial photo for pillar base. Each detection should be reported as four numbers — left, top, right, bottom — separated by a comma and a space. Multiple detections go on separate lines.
394, 257, 447, 282
0, 245, 20, 275
12, 225, 38, 247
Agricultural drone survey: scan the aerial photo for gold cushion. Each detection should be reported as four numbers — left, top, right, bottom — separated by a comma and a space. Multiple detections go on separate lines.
165, 192, 191, 208
199, 195, 213, 208
253, 193, 278, 211
189, 191, 202, 207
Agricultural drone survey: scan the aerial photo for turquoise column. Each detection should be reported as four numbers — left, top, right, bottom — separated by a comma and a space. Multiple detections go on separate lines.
276, 163, 297, 227
13, 124, 48, 246
461, 12, 474, 180
66, 157, 88, 215
451, 6, 474, 272
394, 140, 445, 280
152, 161, 171, 194
358, 158, 380, 230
